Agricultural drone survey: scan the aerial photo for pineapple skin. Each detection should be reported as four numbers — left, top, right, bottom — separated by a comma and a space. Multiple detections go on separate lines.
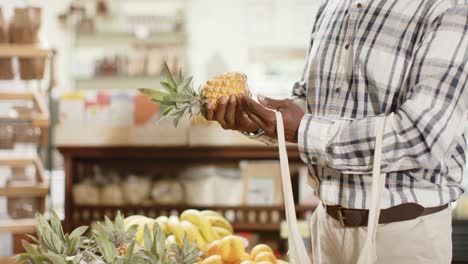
201, 72, 250, 108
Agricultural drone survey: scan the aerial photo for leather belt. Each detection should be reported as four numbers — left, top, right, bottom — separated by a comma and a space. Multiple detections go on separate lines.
325, 203, 449, 227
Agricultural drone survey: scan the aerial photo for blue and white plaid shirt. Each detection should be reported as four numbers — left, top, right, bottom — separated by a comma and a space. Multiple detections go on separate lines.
254, 0, 468, 209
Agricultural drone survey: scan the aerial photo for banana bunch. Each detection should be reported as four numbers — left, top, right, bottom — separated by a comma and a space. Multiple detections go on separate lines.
124, 209, 234, 249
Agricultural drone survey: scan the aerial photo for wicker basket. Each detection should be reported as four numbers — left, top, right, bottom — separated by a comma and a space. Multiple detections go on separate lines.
0, 124, 14, 149
10, 7, 45, 80
0, 7, 13, 80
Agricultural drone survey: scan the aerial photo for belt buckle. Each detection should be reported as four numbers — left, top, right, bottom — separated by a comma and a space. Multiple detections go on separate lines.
337, 206, 346, 227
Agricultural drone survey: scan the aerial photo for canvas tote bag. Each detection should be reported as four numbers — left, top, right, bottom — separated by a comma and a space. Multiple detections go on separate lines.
275, 111, 387, 264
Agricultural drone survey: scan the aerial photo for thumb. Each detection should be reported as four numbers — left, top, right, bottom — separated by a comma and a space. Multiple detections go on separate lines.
257, 94, 287, 109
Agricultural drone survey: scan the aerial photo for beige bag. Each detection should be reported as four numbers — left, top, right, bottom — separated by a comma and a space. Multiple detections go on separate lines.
0, 7, 14, 80
275, 111, 387, 264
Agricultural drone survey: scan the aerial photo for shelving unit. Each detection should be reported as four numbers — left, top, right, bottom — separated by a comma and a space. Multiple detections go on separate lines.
70, 0, 188, 90
76, 31, 186, 46
58, 146, 315, 234
0, 44, 53, 236
75, 75, 163, 90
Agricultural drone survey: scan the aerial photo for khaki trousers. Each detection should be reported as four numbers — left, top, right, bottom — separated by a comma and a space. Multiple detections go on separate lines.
310, 203, 453, 264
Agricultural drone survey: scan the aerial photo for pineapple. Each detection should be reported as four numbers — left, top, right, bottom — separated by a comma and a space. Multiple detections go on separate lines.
17, 210, 91, 264
139, 223, 202, 264
200, 72, 249, 108
92, 212, 138, 259
139, 62, 250, 127
18, 210, 202, 264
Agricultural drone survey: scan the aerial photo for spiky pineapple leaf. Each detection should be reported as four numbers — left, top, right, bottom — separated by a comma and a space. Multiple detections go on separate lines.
162, 106, 175, 116
178, 76, 193, 92
124, 241, 136, 262
138, 88, 170, 102
163, 62, 177, 89
50, 210, 66, 242
69, 226, 88, 241
160, 81, 176, 93
178, 69, 184, 83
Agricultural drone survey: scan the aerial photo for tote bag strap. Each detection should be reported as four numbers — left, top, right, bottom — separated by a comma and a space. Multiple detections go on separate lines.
276, 111, 310, 264
356, 115, 387, 264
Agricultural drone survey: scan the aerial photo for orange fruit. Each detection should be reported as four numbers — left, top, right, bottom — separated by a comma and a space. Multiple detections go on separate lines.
202, 255, 223, 264
219, 235, 245, 262
206, 240, 222, 257
250, 244, 273, 260
240, 261, 255, 264
254, 251, 276, 263
256, 261, 274, 264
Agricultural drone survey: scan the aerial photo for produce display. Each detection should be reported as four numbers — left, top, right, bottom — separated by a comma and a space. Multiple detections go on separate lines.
200, 237, 285, 264
19, 209, 289, 264
139, 63, 251, 126
124, 209, 234, 248
18, 211, 201, 264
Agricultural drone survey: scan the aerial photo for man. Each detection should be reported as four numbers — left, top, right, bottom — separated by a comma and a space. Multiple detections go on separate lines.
205, 0, 468, 263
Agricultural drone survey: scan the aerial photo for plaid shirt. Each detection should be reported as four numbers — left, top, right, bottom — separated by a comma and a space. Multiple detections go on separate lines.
272, 0, 468, 209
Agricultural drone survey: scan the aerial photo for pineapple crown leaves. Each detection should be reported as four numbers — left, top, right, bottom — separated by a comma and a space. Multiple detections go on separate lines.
139, 223, 201, 264
17, 210, 89, 264
169, 236, 202, 264
139, 61, 201, 127
93, 212, 138, 248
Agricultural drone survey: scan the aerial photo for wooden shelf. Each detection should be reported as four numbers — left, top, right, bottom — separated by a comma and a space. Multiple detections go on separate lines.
0, 156, 46, 183
0, 219, 37, 234
72, 204, 315, 212
58, 146, 301, 160
0, 183, 49, 198
0, 116, 49, 128
0, 91, 35, 100
0, 91, 50, 128
75, 75, 163, 90
76, 31, 186, 46
70, 204, 315, 232
0, 44, 50, 58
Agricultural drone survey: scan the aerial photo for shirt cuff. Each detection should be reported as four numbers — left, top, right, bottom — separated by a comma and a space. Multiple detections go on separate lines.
298, 114, 338, 166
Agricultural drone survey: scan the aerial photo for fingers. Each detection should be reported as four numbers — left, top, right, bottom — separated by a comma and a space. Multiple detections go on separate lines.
241, 94, 272, 119
214, 96, 229, 128
258, 94, 290, 110
205, 102, 214, 120
241, 94, 277, 136
225, 95, 237, 128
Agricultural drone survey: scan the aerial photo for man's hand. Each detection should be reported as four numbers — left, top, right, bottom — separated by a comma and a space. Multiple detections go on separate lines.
205, 95, 260, 132
241, 94, 305, 143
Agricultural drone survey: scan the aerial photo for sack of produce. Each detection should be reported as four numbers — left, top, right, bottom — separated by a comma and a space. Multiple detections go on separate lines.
179, 166, 217, 206
100, 172, 124, 205
151, 179, 184, 205
0, 8, 14, 80
72, 179, 100, 205
121, 174, 151, 205
214, 168, 243, 206
10, 7, 45, 80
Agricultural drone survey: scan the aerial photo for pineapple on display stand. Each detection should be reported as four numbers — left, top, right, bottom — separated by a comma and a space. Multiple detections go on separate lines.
139, 63, 251, 127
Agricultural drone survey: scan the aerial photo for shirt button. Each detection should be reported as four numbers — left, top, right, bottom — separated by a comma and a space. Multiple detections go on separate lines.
344, 44, 350, 49
357, 2, 363, 8
335, 87, 341, 94
344, 9, 349, 15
